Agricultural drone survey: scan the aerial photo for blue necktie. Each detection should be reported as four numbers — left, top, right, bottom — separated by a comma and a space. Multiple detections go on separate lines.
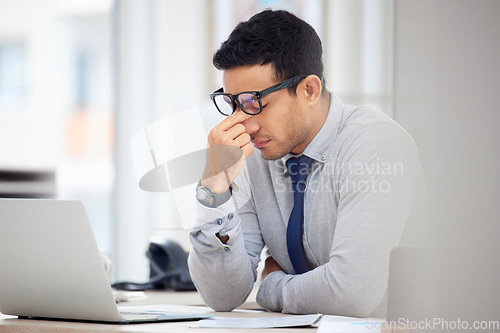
286, 155, 313, 274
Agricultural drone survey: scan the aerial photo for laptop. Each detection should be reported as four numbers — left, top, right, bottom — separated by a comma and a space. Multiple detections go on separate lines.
0, 199, 211, 324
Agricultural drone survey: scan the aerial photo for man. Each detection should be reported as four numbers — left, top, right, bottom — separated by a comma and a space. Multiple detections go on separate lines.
188, 9, 425, 317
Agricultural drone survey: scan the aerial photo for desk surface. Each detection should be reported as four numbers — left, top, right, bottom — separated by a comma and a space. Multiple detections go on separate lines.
0, 290, 320, 333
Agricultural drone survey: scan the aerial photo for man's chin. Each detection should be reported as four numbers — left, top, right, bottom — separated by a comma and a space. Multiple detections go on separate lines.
258, 146, 288, 161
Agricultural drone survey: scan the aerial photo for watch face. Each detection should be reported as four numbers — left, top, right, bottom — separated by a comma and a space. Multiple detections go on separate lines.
196, 186, 214, 207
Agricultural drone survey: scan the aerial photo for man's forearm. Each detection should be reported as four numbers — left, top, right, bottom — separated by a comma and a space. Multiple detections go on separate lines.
188, 212, 256, 311
256, 259, 387, 317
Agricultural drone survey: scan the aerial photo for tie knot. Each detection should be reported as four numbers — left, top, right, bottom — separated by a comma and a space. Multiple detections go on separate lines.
286, 155, 313, 185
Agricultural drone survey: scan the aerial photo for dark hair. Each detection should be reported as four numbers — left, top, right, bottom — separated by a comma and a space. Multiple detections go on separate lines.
213, 9, 325, 95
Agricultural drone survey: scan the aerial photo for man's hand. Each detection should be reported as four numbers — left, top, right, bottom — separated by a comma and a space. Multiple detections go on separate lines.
209, 110, 254, 159
261, 256, 283, 281
201, 111, 254, 194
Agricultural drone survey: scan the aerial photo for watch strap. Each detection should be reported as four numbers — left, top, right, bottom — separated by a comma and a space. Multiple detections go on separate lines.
196, 182, 233, 208
213, 185, 232, 207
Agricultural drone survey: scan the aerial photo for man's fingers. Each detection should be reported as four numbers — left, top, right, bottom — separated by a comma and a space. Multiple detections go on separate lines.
225, 123, 247, 141
241, 142, 254, 159
209, 111, 251, 148
217, 110, 251, 131
207, 110, 253, 165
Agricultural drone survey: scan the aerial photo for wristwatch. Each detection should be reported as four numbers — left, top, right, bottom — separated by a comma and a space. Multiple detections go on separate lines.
196, 182, 233, 208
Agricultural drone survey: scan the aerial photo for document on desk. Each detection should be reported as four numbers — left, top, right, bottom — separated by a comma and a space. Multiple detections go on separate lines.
191, 314, 323, 329
317, 315, 384, 332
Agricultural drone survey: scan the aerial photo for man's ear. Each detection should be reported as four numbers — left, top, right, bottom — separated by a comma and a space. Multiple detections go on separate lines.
299, 75, 322, 105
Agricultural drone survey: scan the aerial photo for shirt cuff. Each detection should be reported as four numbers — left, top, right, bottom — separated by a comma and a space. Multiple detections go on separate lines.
195, 195, 238, 227
192, 195, 242, 249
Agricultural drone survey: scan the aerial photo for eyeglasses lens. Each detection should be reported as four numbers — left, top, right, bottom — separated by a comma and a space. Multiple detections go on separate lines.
238, 93, 261, 114
214, 93, 261, 115
213, 95, 235, 116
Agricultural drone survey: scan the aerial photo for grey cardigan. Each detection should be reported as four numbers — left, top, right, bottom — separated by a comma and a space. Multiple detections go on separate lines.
188, 93, 426, 318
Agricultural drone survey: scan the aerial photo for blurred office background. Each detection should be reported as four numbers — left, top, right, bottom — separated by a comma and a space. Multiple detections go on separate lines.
0, 0, 498, 324
0, 0, 396, 282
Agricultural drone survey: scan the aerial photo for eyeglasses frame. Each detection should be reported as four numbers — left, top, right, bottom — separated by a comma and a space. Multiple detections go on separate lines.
210, 74, 308, 116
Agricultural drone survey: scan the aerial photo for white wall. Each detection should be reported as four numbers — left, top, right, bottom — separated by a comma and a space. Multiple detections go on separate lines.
393, 0, 500, 321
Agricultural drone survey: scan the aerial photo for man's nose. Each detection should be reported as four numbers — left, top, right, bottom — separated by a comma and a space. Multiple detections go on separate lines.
240, 114, 260, 135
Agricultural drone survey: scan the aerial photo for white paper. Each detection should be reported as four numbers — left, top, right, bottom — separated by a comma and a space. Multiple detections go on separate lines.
191, 314, 323, 329
317, 316, 385, 333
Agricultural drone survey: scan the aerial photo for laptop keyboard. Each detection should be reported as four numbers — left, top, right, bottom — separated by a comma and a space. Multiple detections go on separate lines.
119, 310, 170, 320
118, 309, 212, 322
120, 311, 169, 316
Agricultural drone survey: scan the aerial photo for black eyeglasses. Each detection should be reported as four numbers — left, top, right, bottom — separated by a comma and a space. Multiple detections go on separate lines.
210, 75, 308, 116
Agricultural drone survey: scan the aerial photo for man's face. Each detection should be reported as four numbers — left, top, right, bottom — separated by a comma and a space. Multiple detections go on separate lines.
222, 65, 310, 160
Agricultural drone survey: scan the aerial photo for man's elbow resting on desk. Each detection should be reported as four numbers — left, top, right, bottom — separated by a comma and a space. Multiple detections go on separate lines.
188, 250, 256, 312
194, 280, 253, 312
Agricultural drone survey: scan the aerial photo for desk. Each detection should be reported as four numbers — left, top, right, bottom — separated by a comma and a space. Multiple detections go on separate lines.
0, 290, 319, 333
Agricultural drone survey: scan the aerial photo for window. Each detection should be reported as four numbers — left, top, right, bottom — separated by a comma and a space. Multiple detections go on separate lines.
0, 43, 26, 106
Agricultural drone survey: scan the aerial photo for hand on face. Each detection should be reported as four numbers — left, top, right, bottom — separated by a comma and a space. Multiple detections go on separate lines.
208, 110, 254, 159
200, 111, 254, 194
